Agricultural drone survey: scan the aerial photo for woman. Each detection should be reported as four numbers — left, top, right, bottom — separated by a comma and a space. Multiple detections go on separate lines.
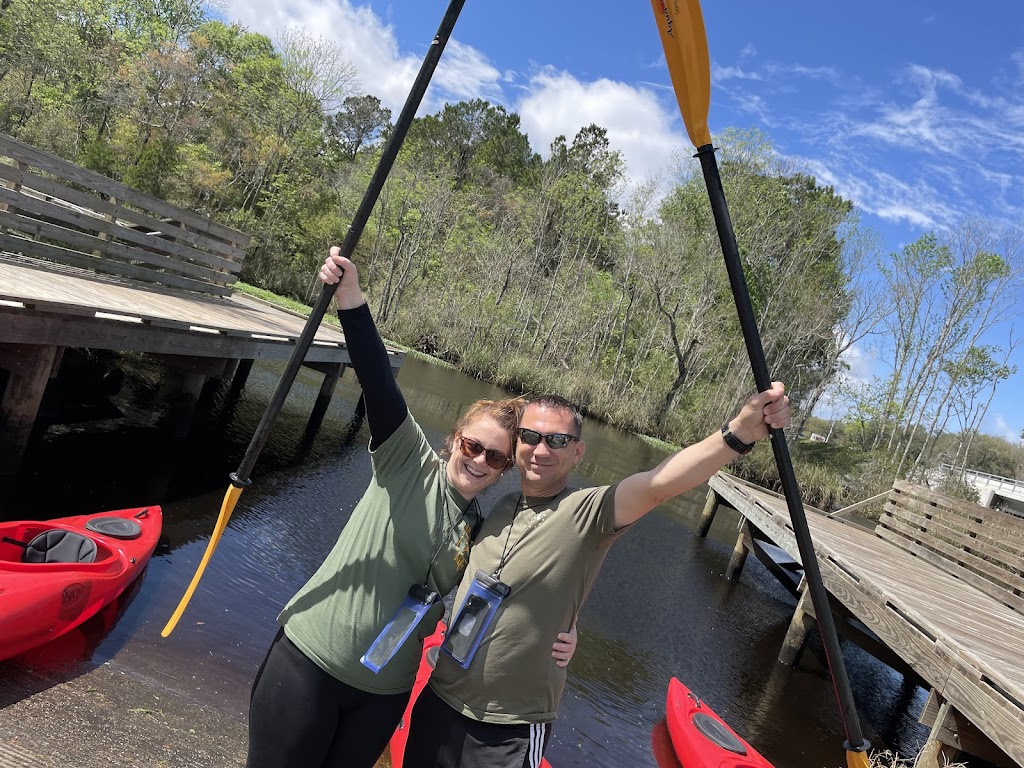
246, 248, 576, 768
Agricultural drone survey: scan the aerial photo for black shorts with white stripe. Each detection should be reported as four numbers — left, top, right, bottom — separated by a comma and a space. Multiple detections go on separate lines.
403, 685, 553, 768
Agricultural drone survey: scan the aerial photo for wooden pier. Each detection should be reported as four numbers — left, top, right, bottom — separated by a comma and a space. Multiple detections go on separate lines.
0, 133, 402, 477
700, 471, 1024, 767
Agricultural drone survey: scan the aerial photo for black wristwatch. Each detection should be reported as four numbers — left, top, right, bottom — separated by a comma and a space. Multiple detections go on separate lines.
721, 422, 755, 455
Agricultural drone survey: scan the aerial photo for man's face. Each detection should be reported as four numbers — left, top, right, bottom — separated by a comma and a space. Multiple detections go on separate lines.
516, 404, 585, 496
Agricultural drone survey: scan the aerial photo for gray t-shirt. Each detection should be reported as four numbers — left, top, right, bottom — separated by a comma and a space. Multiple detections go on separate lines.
429, 484, 623, 723
280, 413, 479, 694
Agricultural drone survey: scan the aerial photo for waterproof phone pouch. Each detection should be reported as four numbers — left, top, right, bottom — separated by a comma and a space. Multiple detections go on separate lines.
361, 584, 439, 674
441, 570, 510, 669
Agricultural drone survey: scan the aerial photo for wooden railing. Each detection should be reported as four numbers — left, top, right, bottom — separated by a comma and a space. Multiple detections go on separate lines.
877, 479, 1024, 613
0, 133, 249, 297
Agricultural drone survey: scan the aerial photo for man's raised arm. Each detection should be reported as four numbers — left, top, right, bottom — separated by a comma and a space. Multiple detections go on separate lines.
613, 383, 790, 529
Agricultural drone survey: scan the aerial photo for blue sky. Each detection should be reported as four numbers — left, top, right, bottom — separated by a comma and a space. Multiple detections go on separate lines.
223, 1, 1024, 445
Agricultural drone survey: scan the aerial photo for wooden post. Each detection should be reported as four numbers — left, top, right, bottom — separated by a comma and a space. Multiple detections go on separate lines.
725, 519, 752, 580
0, 161, 27, 235
918, 696, 959, 768
92, 195, 117, 257
230, 358, 254, 395
0, 344, 59, 475
221, 358, 240, 380
918, 689, 1010, 767
307, 363, 345, 432
696, 487, 720, 538
156, 369, 207, 443
779, 577, 816, 666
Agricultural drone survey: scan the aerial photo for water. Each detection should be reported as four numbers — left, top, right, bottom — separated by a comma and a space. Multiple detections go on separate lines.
1, 355, 931, 766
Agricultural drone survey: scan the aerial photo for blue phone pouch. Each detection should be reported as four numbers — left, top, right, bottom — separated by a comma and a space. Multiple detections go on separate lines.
441, 570, 511, 669
361, 584, 439, 674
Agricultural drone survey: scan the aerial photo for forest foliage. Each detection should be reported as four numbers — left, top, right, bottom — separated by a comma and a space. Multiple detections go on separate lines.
2, 0, 1022, 507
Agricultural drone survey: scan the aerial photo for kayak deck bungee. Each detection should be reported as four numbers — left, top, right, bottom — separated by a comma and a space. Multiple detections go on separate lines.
0, 505, 162, 662
665, 677, 774, 768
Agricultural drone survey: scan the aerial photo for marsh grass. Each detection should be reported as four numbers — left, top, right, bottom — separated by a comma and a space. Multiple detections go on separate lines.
868, 749, 966, 768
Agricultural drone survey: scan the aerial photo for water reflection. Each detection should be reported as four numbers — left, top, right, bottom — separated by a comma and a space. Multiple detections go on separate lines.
1, 355, 931, 766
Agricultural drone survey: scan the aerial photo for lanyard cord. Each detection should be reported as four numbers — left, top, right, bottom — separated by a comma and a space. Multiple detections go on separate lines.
421, 473, 478, 589
493, 494, 550, 580
493, 494, 523, 579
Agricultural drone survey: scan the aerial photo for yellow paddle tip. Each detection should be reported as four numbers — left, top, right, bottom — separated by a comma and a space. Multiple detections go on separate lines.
159, 484, 246, 638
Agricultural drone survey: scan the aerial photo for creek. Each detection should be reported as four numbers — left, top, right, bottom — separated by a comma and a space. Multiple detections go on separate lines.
2, 354, 929, 766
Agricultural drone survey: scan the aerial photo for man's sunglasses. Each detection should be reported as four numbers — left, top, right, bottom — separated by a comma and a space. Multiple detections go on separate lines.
458, 436, 511, 470
517, 428, 579, 449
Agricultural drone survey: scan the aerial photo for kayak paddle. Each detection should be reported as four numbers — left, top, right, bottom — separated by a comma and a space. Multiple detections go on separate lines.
648, 1, 871, 765
161, 0, 469, 637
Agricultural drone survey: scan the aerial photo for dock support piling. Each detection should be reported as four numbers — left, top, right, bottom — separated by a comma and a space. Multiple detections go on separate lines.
230, 358, 254, 395
307, 363, 345, 432
0, 344, 58, 476
696, 488, 720, 538
779, 578, 816, 666
919, 697, 959, 768
725, 518, 752, 580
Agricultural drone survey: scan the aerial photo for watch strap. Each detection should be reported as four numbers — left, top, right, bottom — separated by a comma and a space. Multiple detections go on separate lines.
721, 422, 754, 455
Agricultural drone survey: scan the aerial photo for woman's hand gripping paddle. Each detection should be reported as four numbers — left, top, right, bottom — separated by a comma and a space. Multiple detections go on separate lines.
161, 0, 469, 638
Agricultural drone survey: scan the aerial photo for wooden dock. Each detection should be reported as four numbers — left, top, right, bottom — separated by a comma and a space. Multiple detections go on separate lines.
0, 132, 403, 477
701, 471, 1024, 768
0, 256, 402, 475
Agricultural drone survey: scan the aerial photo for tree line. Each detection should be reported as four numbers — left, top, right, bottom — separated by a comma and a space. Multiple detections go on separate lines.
2, 0, 1022, 506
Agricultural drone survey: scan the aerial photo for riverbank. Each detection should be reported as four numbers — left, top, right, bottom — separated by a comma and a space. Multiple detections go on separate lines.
234, 282, 876, 510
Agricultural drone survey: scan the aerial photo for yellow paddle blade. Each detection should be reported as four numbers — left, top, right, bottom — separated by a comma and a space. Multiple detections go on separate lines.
649, 0, 712, 148
846, 749, 871, 768
160, 483, 245, 637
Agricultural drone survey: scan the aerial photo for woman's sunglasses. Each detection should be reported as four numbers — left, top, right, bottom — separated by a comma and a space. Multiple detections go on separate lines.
458, 436, 511, 470
517, 428, 579, 449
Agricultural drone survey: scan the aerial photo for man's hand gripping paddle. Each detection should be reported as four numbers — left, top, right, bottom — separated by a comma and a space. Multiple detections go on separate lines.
648, 2, 870, 765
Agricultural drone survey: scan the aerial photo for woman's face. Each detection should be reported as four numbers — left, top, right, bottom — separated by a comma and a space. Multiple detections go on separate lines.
446, 416, 513, 499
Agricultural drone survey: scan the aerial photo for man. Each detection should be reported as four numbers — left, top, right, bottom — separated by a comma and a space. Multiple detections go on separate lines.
405, 388, 790, 768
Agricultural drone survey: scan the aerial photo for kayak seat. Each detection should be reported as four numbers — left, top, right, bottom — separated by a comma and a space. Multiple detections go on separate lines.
23, 530, 98, 564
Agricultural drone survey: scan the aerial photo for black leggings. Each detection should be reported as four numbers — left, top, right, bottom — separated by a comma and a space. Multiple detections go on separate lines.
246, 628, 411, 768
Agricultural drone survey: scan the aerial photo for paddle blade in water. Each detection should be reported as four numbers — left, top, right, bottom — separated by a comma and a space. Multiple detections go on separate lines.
160, 483, 244, 637
649, 0, 712, 147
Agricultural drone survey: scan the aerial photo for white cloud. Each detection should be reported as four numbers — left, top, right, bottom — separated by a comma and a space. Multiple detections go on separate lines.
221, 0, 486, 114
432, 39, 503, 103
220, 1, 685, 198
516, 68, 687, 196
796, 156, 957, 229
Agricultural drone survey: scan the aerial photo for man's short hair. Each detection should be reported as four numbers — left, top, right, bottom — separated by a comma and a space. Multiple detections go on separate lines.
526, 395, 583, 438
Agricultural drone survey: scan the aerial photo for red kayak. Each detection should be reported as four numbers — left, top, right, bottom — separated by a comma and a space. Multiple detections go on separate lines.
666, 677, 774, 768
0, 505, 162, 662
388, 622, 552, 768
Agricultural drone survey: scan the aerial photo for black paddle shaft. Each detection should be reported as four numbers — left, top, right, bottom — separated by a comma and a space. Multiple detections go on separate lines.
695, 144, 868, 753
230, 0, 468, 488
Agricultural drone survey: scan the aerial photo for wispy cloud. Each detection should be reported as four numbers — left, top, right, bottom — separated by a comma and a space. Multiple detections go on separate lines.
711, 54, 1024, 232
987, 413, 1021, 443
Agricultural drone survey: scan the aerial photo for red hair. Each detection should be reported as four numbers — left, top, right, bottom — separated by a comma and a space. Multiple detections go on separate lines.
443, 397, 527, 460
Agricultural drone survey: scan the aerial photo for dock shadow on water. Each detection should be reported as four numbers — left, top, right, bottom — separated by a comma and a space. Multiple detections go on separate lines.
1, 356, 932, 767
